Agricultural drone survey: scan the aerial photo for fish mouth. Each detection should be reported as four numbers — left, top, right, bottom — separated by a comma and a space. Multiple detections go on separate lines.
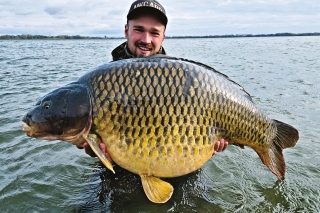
21, 121, 64, 141
22, 121, 33, 136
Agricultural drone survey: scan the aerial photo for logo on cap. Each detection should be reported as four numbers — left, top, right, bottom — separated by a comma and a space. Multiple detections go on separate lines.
133, 1, 164, 13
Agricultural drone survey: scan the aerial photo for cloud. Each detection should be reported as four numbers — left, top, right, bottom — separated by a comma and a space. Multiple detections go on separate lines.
44, 6, 65, 16
0, 0, 319, 36
165, 0, 320, 35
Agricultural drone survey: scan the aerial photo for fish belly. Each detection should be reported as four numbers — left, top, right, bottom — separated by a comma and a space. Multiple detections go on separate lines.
100, 130, 216, 177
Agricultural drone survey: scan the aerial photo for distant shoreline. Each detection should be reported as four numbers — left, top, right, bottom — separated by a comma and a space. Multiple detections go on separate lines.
0, 32, 319, 40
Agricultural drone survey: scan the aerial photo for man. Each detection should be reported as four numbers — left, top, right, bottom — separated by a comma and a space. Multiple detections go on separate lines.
80, 0, 228, 161
111, 0, 168, 61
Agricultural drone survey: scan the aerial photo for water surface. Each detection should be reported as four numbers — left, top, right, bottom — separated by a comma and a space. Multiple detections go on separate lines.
0, 37, 319, 212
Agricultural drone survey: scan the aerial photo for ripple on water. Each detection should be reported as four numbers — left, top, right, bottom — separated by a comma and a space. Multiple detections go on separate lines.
1, 37, 320, 212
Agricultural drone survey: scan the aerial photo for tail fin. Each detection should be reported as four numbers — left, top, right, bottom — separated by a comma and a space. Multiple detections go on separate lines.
256, 120, 299, 179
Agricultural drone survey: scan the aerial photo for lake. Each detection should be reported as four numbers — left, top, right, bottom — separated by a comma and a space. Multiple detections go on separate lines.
0, 36, 319, 212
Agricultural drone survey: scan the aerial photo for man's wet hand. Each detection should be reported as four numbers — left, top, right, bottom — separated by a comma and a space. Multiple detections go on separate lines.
77, 141, 113, 163
213, 138, 228, 155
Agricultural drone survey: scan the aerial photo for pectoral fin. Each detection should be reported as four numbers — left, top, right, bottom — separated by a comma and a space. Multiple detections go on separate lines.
140, 175, 173, 203
86, 134, 115, 174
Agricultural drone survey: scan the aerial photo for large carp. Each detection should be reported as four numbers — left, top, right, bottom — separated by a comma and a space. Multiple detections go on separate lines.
22, 55, 299, 203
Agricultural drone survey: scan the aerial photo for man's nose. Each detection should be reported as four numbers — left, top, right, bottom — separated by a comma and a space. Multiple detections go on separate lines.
140, 32, 151, 43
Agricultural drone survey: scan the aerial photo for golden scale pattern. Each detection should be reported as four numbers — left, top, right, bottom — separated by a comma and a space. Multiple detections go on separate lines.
87, 59, 274, 176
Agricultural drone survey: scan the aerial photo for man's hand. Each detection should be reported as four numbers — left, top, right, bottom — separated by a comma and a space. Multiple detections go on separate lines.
77, 141, 113, 163
213, 138, 228, 155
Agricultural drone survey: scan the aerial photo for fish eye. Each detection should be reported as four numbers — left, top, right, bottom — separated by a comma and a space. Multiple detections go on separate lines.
42, 101, 51, 110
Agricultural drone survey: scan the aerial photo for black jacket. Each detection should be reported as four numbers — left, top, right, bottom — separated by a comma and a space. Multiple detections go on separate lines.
111, 42, 167, 61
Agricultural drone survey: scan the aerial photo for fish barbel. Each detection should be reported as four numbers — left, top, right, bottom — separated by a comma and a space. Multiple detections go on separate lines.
22, 55, 299, 203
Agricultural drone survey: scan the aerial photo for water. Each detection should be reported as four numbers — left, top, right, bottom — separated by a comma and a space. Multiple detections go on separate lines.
0, 37, 319, 212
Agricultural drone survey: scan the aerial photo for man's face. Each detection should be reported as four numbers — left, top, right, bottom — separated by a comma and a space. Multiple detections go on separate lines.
125, 13, 166, 58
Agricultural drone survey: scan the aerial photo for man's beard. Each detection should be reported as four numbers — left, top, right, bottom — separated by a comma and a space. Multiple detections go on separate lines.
135, 41, 154, 55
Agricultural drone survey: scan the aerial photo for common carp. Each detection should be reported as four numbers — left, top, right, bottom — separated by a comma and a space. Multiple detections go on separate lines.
22, 55, 299, 203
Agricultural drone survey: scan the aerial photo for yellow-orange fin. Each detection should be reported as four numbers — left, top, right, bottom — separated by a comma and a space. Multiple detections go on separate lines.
140, 175, 173, 203
86, 134, 115, 174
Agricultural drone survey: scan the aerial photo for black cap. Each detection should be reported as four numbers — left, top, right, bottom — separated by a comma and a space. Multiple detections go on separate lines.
127, 0, 168, 26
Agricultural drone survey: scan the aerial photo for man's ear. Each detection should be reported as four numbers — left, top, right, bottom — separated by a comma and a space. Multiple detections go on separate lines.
162, 32, 165, 43
125, 24, 129, 38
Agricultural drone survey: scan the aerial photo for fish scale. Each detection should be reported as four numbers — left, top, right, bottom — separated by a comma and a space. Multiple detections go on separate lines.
87, 59, 253, 178
22, 55, 299, 203
92, 62, 213, 177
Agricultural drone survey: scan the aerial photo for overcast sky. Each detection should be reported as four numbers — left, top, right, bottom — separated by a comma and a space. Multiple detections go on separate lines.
0, 0, 319, 37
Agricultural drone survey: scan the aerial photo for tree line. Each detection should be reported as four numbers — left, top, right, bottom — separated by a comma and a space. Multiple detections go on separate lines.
0, 32, 319, 40
166, 32, 320, 39
0, 34, 106, 40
